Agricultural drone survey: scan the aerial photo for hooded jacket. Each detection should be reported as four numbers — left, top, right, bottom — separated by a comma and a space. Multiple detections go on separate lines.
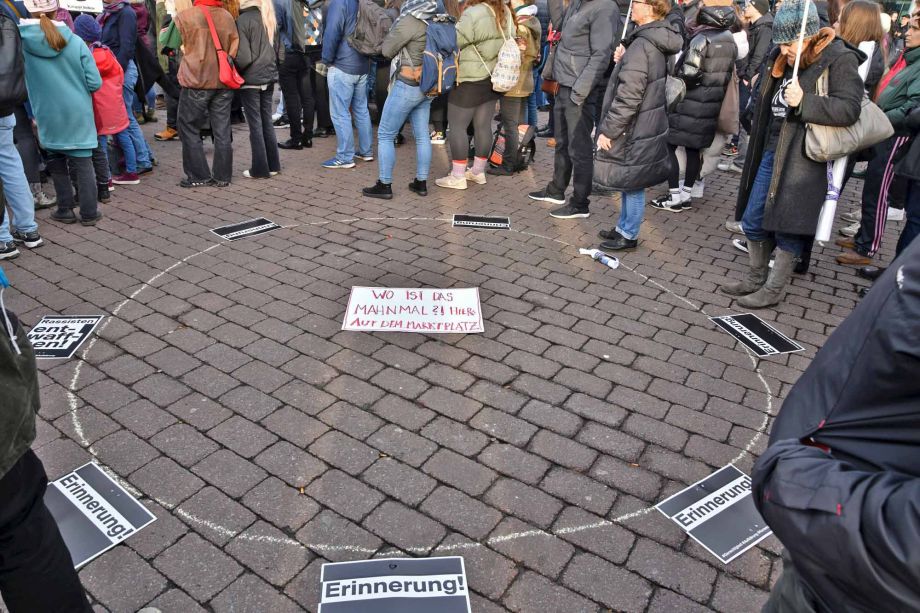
506, 13, 541, 97
876, 45, 920, 134
235, 5, 279, 85
594, 19, 684, 191
544, 0, 620, 105
752, 237, 920, 613
89, 43, 130, 135
19, 20, 102, 153
734, 32, 863, 235
0, 310, 39, 481
456, 3, 512, 84
740, 11, 772, 83
667, 5, 737, 149
99, 1, 138, 69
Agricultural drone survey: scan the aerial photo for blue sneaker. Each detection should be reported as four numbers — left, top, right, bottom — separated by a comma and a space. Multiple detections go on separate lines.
322, 158, 356, 169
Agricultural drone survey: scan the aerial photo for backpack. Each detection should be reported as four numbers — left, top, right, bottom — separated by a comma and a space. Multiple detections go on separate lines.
419, 15, 458, 97
489, 123, 536, 167
471, 5, 519, 93
347, 0, 393, 56
0, 13, 27, 111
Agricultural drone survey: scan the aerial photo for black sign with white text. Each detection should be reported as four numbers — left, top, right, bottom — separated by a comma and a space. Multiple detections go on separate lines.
210, 217, 281, 241
452, 215, 511, 229
319, 557, 471, 613
27, 316, 103, 359
656, 465, 772, 564
710, 313, 804, 356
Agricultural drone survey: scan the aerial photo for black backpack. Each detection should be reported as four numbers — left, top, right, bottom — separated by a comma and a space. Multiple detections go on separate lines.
0, 13, 27, 112
347, 0, 393, 56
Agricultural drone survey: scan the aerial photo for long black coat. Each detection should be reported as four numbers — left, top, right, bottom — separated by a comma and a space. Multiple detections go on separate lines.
752, 237, 920, 612
733, 35, 863, 235
593, 19, 684, 192
667, 6, 737, 150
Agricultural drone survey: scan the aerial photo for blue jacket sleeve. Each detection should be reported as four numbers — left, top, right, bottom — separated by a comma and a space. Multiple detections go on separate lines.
116, 7, 137, 69
321, 0, 344, 65
275, 0, 291, 52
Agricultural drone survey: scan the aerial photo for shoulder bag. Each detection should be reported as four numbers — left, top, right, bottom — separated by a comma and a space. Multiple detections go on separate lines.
199, 6, 245, 89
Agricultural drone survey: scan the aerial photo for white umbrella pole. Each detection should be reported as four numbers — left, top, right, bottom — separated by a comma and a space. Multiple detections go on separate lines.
622, 0, 632, 40
791, 0, 811, 81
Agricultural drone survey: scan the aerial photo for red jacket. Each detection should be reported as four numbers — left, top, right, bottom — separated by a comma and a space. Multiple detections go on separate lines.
90, 43, 130, 135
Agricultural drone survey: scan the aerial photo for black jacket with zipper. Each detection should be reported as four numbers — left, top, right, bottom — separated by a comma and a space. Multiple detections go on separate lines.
236, 6, 279, 85
739, 12, 772, 84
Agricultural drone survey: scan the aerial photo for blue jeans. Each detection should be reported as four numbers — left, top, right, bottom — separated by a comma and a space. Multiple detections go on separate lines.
327, 66, 373, 163
113, 128, 136, 173
0, 115, 38, 242
615, 189, 646, 240
741, 150, 806, 256
377, 80, 432, 183
122, 60, 152, 168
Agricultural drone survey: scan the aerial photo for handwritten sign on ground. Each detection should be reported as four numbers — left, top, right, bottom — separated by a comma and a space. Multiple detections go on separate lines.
45, 463, 156, 568
319, 557, 471, 613
710, 313, 804, 356
210, 217, 281, 241
27, 316, 103, 359
656, 464, 772, 564
342, 287, 484, 334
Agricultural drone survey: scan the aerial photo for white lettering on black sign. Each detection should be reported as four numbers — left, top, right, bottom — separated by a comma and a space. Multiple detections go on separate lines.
710, 313, 804, 356
210, 217, 281, 241
27, 316, 103, 359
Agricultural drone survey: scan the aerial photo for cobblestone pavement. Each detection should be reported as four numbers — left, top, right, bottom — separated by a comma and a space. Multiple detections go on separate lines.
1, 115, 901, 612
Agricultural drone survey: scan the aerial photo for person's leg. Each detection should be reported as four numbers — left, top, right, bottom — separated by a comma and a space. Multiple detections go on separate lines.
300, 56, 318, 139
568, 87, 599, 211
376, 81, 415, 184
12, 105, 41, 184
446, 101, 474, 177
0, 451, 93, 613
46, 153, 76, 214
327, 67, 356, 163
352, 72, 373, 158
241, 88, 269, 177
0, 115, 38, 242
896, 180, 920, 257
209, 90, 234, 183
499, 97, 523, 169
468, 99, 494, 176
92, 136, 111, 189
526, 88, 537, 127
546, 88, 571, 198
279, 52, 305, 141
762, 552, 820, 613
855, 138, 905, 256
410, 95, 433, 181
684, 148, 702, 188
114, 130, 137, 174
122, 60, 153, 168
261, 86, 281, 173
176, 88, 212, 182
71, 154, 99, 220
374, 61, 391, 124
315, 71, 333, 131
667, 144, 681, 189
431, 93, 448, 133
615, 189, 646, 240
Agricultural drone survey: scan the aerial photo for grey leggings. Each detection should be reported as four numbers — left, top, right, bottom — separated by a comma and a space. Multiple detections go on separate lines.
447, 99, 494, 161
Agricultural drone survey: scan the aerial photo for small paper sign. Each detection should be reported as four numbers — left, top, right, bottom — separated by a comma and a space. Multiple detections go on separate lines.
60, 0, 104, 12
710, 313, 804, 356
45, 463, 157, 568
27, 316, 103, 359
319, 557, 471, 613
342, 287, 484, 334
210, 217, 281, 241
452, 215, 511, 229
656, 465, 772, 564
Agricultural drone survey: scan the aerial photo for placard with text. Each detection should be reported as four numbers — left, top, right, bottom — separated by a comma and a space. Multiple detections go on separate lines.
342, 287, 484, 334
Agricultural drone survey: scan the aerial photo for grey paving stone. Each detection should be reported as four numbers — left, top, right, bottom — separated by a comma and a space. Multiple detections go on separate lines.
324, 374, 386, 406
127, 500, 189, 558
504, 571, 598, 613
423, 449, 496, 496
153, 533, 243, 601
254, 440, 327, 488
362, 458, 437, 506
627, 538, 718, 603
421, 416, 490, 456
488, 517, 575, 579
540, 468, 618, 516
478, 443, 550, 485
207, 415, 278, 458
81, 546, 167, 612
484, 478, 563, 529
306, 470, 385, 522
420, 486, 503, 541
530, 430, 597, 471
316, 401, 384, 440
143, 589, 208, 613
434, 534, 518, 600
129, 455, 205, 507
365, 501, 446, 554
368, 424, 438, 467
296, 510, 383, 562
178, 486, 257, 546
211, 573, 303, 613
152, 423, 220, 467
591, 455, 663, 501
112, 399, 177, 438
711, 574, 771, 613
192, 450, 268, 498
164, 394, 233, 430
577, 421, 647, 462
470, 407, 538, 447
242, 476, 320, 531
562, 553, 653, 613
92, 430, 159, 474
552, 507, 635, 564
226, 521, 314, 586
308, 431, 379, 473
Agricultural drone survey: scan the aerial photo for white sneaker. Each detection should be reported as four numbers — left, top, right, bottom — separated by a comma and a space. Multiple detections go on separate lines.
732, 238, 749, 253
888, 207, 905, 222
435, 174, 468, 190
678, 187, 693, 209
650, 193, 684, 212
691, 179, 704, 199
725, 219, 743, 234
841, 210, 860, 223
465, 169, 487, 185
271, 112, 282, 121
839, 221, 860, 237
717, 159, 733, 171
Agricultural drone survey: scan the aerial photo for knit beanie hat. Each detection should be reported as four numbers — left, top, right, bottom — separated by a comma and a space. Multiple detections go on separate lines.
22, 0, 58, 12
751, 0, 770, 16
74, 13, 101, 43
773, 0, 818, 44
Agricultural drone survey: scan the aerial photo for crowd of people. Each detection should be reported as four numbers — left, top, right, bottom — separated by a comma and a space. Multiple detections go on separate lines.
0, 0, 919, 306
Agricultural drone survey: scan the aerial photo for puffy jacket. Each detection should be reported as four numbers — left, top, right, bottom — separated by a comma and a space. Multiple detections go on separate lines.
235, 6, 278, 85
89, 43, 130, 135
752, 237, 920, 613
99, 1, 138, 69
175, 4, 240, 89
739, 11, 771, 83
734, 32, 863, 234
19, 20, 102, 153
877, 46, 920, 134
594, 19, 684, 191
667, 6, 737, 149
456, 3, 511, 84
544, 0, 619, 105
0, 12, 26, 117
506, 14, 541, 97
321, 0, 368, 75
0, 310, 39, 481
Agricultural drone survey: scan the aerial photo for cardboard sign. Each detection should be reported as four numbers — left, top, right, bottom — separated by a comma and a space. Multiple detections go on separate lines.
452, 215, 511, 229
45, 463, 157, 568
656, 465, 772, 564
27, 316, 103, 359
210, 217, 281, 241
342, 287, 484, 334
60, 0, 104, 12
710, 313, 804, 357
319, 557, 471, 613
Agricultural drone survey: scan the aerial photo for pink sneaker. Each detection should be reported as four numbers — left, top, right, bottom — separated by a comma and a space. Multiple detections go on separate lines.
112, 172, 140, 185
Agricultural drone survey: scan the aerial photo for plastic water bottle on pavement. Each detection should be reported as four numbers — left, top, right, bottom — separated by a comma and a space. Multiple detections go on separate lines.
579, 248, 619, 270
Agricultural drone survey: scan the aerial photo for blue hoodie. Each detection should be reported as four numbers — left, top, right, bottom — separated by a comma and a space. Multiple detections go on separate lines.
19, 20, 102, 154
321, 0, 368, 75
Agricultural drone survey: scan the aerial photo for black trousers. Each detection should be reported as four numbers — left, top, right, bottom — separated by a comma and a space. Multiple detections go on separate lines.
165, 56, 181, 130
0, 450, 92, 613
13, 105, 42, 184
278, 50, 329, 140
178, 88, 234, 183
240, 86, 281, 178
47, 153, 97, 219
762, 553, 819, 613
546, 85, 599, 211
430, 93, 448, 132
499, 96, 525, 168
855, 137, 908, 256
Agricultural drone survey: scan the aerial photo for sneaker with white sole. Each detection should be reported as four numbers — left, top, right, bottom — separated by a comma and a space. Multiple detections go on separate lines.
11, 230, 43, 249
322, 158, 356, 169
465, 169, 486, 185
549, 205, 589, 219
435, 174, 468, 190
841, 210, 860, 223
888, 207, 905, 222
725, 220, 743, 234
528, 189, 565, 205
690, 179, 704, 199
839, 221, 860, 237
356, 153, 374, 162
650, 193, 684, 212
0, 242, 20, 260
732, 238, 749, 253
430, 131, 446, 145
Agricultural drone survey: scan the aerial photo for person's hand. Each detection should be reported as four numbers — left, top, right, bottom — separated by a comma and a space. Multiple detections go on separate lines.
784, 78, 803, 107
516, 37, 527, 51
613, 44, 625, 63
597, 134, 612, 151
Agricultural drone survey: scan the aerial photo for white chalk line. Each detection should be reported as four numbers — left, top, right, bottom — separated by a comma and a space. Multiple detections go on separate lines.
62, 216, 776, 561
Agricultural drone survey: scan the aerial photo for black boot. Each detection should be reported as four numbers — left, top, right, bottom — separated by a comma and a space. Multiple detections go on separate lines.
487, 162, 514, 176
362, 181, 393, 200
301, 134, 313, 148
278, 138, 303, 150
408, 179, 427, 196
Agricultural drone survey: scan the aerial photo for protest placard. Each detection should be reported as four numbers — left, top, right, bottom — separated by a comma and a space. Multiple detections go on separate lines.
60, 0, 103, 12
452, 214, 511, 229
319, 557, 471, 613
27, 316, 103, 359
45, 463, 157, 568
210, 217, 281, 241
710, 313, 804, 356
656, 465, 772, 564
342, 287, 484, 334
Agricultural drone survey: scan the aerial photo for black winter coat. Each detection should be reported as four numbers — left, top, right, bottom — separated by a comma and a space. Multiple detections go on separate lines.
667, 6, 737, 149
733, 35, 863, 235
236, 7, 279, 85
895, 108, 920, 180
593, 19, 684, 191
752, 237, 920, 613
739, 12, 772, 83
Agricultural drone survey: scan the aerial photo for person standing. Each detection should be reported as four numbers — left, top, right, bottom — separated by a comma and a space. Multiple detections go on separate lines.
593, 0, 682, 250
528, 0, 619, 219
320, 0, 373, 168
275, 0, 326, 149
174, 0, 239, 186
20, 0, 104, 225
236, 0, 282, 178
362, 0, 440, 199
